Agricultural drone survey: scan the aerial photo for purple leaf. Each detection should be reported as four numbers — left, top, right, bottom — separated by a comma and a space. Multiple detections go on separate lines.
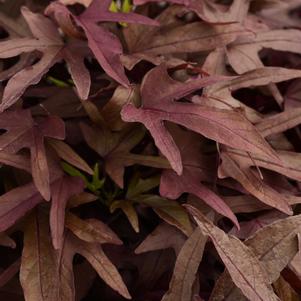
0, 182, 44, 232
0, 7, 91, 110
50, 176, 85, 250
0, 110, 65, 200
121, 64, 279, 175
160, 125, 239, 227
46, 0, 158, 87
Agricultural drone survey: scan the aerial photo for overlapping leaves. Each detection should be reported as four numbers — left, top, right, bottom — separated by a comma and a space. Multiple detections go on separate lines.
1, 0, 301, 300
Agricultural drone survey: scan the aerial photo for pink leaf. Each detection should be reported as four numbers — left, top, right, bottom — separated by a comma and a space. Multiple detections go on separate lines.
46, 0, 158, 87
0, 110, 65, 200
121, 64, 279, 175
50, 176, 85, 250
160, 125, 239, 227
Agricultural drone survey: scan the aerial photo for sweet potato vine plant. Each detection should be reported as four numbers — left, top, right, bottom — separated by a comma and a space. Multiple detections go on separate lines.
1, 0, 301, 300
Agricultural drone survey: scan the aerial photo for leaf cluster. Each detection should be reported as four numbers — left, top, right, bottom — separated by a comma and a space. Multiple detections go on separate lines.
1, 0, 301, 300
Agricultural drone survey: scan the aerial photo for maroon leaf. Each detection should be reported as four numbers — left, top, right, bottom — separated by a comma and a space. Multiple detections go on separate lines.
223, 148, 301, 182
0, 110, 65, 200
81, 123, 168, 187
121, 64, 279, 175
0, 7, 91, 110
0, 259, 21, 288
209, 213, 301, 300
20, 209, 75, 301
50, 176, 85, 250
0, 152, 31, 173
47, 139, 93, 175
65, 214, 122, 245
219, 150, 293, 215
0, 161, 73, 233
135, 222, 186, 255
123, 2, 248, 71
68, 232, 131, 299
160, 125, 239, 227
229, 211, 286, 239
134, 0, 250, 24
0, 182, 45, 232
187, 205, 280, 301
46, 0, 158, 87
162, 227, 207, 301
